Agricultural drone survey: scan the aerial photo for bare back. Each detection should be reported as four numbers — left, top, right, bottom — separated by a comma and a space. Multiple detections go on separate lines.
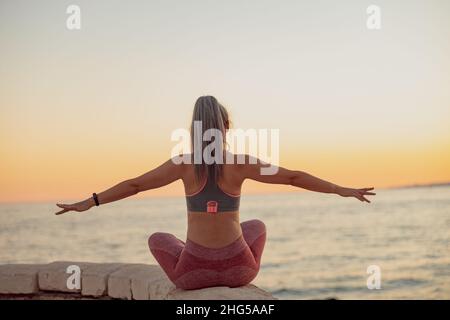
181, 160, 245, 248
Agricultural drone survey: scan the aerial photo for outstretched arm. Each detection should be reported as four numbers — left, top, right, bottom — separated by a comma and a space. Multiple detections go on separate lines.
242, 156, 375, 203
55, 158, 183, 215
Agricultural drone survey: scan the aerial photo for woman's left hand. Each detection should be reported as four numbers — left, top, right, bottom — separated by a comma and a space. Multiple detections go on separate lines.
55, 199, 93, 215
337, 187, 376, 203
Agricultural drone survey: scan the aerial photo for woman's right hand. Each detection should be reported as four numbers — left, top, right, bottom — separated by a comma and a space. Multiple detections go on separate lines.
55, 198, 94, 215
337, 187, 376, 203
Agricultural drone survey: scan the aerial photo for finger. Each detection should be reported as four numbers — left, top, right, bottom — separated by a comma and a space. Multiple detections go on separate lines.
59, 204, 76, 210
361, 187, 374, 191
55, 208, 70, 215
355, 194, 370, 203
357, 189, 376, 195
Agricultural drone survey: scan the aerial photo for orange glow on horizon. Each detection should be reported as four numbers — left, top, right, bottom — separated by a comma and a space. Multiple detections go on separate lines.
1, 140, 449, 203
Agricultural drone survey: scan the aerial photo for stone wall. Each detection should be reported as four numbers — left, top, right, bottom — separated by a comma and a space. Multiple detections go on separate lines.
0, 262, 276, 300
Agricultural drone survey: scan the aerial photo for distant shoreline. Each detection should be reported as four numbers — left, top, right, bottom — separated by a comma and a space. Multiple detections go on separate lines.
384, 182, 450, 190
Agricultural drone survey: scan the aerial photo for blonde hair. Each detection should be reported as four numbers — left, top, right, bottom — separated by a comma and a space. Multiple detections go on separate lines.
190, 96, 230, 183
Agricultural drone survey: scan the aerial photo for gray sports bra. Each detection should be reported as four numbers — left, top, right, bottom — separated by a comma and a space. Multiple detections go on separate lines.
186, 175, 240, 213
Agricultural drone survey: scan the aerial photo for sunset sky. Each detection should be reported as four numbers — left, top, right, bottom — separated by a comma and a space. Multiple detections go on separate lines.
1, 0, 449, 203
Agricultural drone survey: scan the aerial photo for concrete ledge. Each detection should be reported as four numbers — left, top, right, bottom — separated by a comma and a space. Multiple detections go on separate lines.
166, 285, 276, 300
0, 264, 43, 294
0, 262, 276, 300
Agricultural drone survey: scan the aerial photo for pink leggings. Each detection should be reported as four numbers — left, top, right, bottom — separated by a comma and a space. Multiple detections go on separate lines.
148, 219, 266, 290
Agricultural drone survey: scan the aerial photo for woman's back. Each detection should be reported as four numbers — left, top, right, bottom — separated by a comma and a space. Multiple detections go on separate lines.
182, 157, 245, 248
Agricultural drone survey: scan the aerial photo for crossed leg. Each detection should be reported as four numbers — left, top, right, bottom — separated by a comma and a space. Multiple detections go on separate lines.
240, 219, 267, 267
148, 219, 267, 283
148, 232, 184, 282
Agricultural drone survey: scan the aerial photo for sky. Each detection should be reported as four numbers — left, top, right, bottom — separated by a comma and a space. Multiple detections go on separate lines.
1, 0, 449, 203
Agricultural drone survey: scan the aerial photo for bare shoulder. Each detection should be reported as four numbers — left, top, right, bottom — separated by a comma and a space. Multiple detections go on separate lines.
229, 153, 263, 166
170, 153, 191, 175
225, 153, 263, 177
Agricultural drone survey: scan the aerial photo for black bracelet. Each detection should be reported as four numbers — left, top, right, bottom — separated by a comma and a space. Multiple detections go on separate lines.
92, 193, 100, 206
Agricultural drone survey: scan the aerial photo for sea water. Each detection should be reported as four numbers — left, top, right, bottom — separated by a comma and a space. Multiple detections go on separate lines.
0, 186, 448, 299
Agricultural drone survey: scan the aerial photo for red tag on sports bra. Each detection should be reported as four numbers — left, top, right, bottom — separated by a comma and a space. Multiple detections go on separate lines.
207, 201, 218, 214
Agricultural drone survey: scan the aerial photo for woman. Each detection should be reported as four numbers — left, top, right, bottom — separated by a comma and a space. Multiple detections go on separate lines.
55, 95, 375, 290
